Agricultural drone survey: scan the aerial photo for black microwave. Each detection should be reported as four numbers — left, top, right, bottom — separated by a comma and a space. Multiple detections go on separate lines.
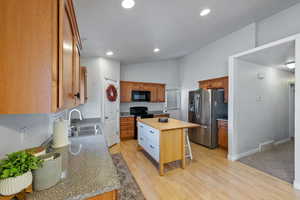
132, 91, 151, 102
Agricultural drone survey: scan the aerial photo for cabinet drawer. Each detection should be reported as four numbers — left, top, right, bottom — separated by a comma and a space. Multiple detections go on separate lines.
144, 125, 159, 146
146, 143, 159, 162
120, 117, 134, 122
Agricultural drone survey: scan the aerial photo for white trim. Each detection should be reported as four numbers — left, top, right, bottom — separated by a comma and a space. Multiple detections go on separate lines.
227, 148, 259, 161
259, 140, 274, 152
274, 138, 291, 146
231, 34, 300, 59
294, 179, 300, 190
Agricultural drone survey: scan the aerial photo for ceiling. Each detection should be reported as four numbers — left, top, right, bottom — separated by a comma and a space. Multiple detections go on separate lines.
73, 0, 299, 65
239, 40, 295, 72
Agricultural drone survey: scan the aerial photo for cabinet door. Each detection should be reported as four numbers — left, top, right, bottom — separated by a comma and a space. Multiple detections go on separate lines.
120, 82, 132, 102
80, 67, 87, 104
218, 126, 228, 149
61, 7, 75, 109
73, 43, 80, 105
156, 85, 166, 102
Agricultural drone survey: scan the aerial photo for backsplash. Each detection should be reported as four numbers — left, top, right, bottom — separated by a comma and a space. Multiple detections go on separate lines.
120, 102, 166, 113
0, 111, 67, 159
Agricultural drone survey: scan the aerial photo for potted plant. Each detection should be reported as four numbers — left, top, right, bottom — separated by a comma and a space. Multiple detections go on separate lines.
0, 151, 43, 196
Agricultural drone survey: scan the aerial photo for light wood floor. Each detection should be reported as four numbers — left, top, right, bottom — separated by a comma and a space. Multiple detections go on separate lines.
117, 140, 300, 200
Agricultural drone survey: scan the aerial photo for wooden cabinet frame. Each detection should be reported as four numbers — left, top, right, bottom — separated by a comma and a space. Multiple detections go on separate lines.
120, 81, 166, 103
0, 0, 82, 113
199, 76, 228, 103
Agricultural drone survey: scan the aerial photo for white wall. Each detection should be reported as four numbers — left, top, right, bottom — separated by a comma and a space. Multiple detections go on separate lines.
179, 24, 256, 120
294, 37, 300, 189
120, 59, 181, 118
257, 3, 300, 46
79, 57, 121, 119
230, 59, 294, 158
121, 59, 180, 89
0, 114, 55, 159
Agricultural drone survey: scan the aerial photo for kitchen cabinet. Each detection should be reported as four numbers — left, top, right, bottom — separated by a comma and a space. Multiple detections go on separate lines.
199, 77, 228, 103
120, 82, 132, 102
80, 67, 88, 104
137, 118, 199, 175
156, 84, 166, 102
120, 116, 135, 140
142, 84, 157, 102
0, 0, 82, 114
120, 81, 166, 103
218, 120, 228, 150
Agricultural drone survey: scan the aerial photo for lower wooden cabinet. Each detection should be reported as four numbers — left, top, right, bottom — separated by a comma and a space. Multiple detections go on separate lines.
120, 116, 135, 140
87, 190, 117, 200
218, 120, 228, 150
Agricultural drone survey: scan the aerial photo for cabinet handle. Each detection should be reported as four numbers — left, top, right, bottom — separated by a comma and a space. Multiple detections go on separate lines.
140, 137, 143, 141
150, 145, 154, 149
74, 92, 80, 99
150, 130, 154, 134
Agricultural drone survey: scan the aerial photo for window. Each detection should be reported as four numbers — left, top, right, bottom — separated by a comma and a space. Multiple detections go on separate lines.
166, 89, 180, 110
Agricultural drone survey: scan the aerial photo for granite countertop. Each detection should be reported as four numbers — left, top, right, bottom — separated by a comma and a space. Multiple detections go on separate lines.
120, 112, 134, 117
137, 118, 200, 131
28, 135, 120, 200
217, 118, 228, 121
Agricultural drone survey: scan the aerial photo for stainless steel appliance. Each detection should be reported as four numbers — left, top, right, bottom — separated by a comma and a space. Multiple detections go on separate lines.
188, 89, 227, 149
132, 91, 151, 102
130, 106, 154, 138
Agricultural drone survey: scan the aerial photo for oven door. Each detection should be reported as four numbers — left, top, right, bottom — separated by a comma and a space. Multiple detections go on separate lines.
132, 91, 150, 102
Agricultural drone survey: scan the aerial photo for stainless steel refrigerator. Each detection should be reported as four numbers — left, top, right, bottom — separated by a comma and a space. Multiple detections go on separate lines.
188, 89, 228, 149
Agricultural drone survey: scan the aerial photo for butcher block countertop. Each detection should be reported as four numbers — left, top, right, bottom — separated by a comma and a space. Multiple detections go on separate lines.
137, 118, 200, 131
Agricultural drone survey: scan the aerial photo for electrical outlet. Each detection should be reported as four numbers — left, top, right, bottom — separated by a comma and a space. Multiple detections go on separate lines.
256, 96, 262, 102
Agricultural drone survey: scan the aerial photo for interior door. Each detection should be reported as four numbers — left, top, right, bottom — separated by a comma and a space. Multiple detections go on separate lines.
103, 79, 120, 147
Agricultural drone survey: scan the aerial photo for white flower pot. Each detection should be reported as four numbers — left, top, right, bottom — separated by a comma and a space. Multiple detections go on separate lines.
0, 171, 32, 196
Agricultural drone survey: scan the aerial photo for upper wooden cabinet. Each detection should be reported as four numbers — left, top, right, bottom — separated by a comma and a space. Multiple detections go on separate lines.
120, 81, 166, 103
199, 77, 228, 103
0, 0, 82, 114
80, 67, 88, 105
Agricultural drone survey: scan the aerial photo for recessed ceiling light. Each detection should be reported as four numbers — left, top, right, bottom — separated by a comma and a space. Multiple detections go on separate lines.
200, 8, 211, 16
286, 62, 295, 69
122, 0, 135, 9
106, 51, 114, 56
153, 48, 160, 53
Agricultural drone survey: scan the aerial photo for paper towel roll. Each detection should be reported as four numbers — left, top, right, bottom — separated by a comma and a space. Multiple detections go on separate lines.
52, 119, 69, 148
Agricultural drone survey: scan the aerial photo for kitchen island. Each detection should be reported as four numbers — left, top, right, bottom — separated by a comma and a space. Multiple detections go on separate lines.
137, 118, 199, 175
28, 135, 120, 200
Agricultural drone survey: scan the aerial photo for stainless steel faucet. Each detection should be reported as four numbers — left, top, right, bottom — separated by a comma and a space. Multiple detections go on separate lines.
68, 109, 83, 121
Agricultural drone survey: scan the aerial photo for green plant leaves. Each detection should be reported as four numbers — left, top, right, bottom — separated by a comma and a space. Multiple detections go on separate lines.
0, 151, 44, 179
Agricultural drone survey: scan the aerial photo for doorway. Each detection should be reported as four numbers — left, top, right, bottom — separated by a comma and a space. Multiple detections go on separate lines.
102, 78, 120, 147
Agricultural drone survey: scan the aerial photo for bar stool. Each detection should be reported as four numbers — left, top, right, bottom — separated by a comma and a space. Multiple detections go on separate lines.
184, 129, 193, 160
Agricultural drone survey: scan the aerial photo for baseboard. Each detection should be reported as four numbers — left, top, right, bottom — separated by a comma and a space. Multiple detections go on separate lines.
274, 138, 291, 146
227, 148, 259, 161
294, 179, 300, 190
